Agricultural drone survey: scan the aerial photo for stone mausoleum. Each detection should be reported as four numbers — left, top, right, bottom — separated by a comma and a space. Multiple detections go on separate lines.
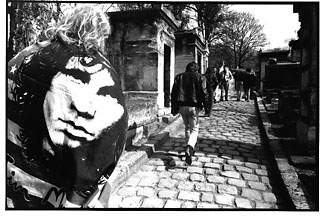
175, 29, 209, 75
107, 7, 179, 143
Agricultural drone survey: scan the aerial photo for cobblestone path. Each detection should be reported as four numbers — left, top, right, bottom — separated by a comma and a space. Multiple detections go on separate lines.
108, 99, 283, 209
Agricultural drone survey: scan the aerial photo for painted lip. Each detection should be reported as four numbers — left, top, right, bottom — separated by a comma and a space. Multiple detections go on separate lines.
58, 118, 95, 139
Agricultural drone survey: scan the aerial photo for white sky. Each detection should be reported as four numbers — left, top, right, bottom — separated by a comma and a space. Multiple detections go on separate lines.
230, 4, 301, 50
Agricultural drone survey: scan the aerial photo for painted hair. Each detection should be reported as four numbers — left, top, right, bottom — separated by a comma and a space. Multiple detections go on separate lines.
46, 5, 110, 54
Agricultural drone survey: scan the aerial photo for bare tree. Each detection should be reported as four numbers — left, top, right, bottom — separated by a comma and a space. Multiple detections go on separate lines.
168, 3, 228, 46
212, 11, 267, 68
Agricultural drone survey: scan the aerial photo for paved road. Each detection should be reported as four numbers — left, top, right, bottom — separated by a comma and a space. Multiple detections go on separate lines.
108, 97, 282, 209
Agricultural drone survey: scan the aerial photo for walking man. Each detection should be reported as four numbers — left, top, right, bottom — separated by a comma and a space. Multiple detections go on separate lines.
171, 62, 210, 165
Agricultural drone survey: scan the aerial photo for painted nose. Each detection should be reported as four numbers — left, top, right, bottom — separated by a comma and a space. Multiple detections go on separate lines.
70, 94, 96, 119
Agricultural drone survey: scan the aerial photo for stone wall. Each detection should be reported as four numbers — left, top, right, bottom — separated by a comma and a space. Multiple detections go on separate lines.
293, 3, 319, 154
107, 9, 178, 142
175, 31, 208, 76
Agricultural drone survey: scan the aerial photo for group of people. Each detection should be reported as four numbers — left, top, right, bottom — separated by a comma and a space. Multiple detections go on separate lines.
202, 64, 257, 115
171, 62, 257, 165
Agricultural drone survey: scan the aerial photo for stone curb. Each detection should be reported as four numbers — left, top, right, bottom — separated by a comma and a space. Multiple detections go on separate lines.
254, 95, 310, 210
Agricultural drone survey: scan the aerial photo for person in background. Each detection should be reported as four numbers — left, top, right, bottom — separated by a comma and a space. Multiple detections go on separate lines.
203, 67, 219, 116
171, 62, 210, 165
233, 67, 245, 101
243, 68, 257, 101
219, 64, 233, 101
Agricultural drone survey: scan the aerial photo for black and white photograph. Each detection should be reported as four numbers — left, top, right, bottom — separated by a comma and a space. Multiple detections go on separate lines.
5, 0, 319, 211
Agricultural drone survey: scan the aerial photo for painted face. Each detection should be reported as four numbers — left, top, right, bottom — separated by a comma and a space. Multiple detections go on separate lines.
43, 56, 125, 148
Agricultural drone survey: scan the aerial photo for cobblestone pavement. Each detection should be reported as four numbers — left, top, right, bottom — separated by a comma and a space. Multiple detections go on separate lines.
108, 96, 283, 209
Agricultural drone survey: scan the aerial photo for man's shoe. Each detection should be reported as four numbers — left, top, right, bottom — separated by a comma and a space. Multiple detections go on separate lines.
185, 145, 194, 165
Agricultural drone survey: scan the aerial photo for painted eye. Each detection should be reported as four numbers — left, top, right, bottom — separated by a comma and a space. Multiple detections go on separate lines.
83, 57, 93, 64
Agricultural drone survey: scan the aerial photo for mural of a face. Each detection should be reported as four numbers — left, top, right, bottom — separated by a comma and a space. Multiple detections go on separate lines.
43, 56, 125, 148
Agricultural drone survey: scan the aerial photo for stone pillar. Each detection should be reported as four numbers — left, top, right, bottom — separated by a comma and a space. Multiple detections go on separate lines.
157, 38, 165, 109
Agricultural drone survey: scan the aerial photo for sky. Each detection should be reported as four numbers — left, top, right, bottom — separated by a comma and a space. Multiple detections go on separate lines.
230, 4, 301, 50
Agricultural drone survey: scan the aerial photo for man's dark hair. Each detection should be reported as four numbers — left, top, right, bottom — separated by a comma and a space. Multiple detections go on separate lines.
186, 61, 198, 73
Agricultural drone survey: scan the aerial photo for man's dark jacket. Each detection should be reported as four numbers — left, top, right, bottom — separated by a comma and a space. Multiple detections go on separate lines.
171, 71, 210, 115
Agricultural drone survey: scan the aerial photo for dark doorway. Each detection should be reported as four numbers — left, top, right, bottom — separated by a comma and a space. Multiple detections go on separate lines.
197, 52, 202, 74
164, 45, 171, 107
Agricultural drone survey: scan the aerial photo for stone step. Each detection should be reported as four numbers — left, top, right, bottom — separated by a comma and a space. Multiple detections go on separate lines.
96, 132, 171, 207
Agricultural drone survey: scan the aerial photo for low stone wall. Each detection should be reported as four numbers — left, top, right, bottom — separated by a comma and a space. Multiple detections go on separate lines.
255, 94, 311, 209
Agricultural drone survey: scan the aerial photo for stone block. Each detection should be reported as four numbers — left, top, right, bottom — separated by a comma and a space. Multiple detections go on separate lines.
177, 181, 195, 191
181, 201, 196, 208
197, 202, 219, 208
204, 162, 221, 169
235, 198, 253, 208
223, 164, 235, 171
190, 161, 203, 167
172, 172, 190, 180
194, 182, 216, 192
241, 188, 262, 200
158, 171, 172, 178
248, 181, 266, 191
228, 178, 247, 187
262, 192, 277, 203
205, 168, 218, 175
120, 196, 143, 208
261, 176, 270, 184
235, 166, 253, 173
227, 159, 244, 166
141, 197, 165, 208
242, 173, 259, 181
207, 175, 226, 184
212, 158, 225, 164
197, 157, 212, 163
178, 191, 200, 202
158, 189, 178, 199
217, 184, 238, 195
221, 171, 240, 179
245, 162, 259, 169
117, 187, 137, 197
190, 173, 205, 182
137, 187, 156, 197
255, 201, 275, 209
158, 178, 178, 188
201, 192, 214, 202
214, 194, 235, 206
187, 166, 203, 174
164, 200, 182, 208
